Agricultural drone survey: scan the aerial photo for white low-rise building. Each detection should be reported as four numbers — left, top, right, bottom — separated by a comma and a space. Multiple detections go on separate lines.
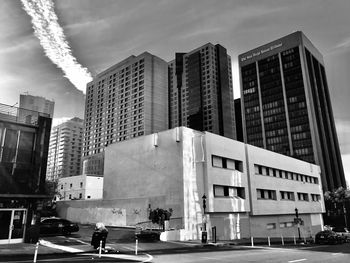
57, 127, 324, 240
58, 175, 103, 200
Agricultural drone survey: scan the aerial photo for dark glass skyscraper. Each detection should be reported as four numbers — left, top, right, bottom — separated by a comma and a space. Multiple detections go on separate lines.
169, 43, 236, 139
239, 31, 345, 191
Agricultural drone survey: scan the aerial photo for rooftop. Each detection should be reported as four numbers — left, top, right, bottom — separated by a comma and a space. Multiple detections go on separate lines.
0, 102, 50, 126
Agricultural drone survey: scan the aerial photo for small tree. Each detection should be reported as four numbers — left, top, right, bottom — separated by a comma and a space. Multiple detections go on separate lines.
149, 208, 173, 230
324, 187, 350, 228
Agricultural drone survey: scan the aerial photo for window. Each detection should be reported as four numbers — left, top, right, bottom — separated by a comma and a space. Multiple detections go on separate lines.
297, 192, 309, 201
70, 183, 72, 189
80, 182, 83, 188
266, 223, 276, 229
87, 196, 91, 199
280, 222, 293, 228
311, 194, 321, 201
280, 191, 295, 201
211, 155, 243, 172
79, 193, 82, 199
213, 185, 245, 199
257, 189, 276, 200
60, 185, 63, 190
69, 194, 72, 199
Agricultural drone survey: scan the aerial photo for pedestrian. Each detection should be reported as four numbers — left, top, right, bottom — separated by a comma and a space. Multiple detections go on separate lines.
91, 222, 108, 250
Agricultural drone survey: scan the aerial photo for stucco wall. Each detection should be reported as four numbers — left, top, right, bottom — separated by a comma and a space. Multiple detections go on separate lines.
104, 128, 186, 219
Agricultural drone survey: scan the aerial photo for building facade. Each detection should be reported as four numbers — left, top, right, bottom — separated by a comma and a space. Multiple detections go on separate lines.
239, 31, 345, 191
46, 117, 84, 181
19, 94, 55, 118
58, 127, 324, 240
168, 43, 236, 139
82, 52, 168, 174
58, 175, 103, 201
0, 103, 51, 244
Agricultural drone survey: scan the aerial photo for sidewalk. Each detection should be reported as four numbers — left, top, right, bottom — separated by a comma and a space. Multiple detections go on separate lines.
0, 240, 94, 258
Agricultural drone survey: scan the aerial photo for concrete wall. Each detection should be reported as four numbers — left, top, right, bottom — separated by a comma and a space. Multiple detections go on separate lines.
104, 127, 186, 219
56, 195, 167, 226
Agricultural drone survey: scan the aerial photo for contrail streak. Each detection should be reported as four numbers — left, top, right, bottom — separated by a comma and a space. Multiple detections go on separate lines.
21, 0, 92, 93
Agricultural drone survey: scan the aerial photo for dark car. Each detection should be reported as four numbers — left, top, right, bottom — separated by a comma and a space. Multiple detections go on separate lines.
332, 227, 350, 242
135, 229, 160, 241
315, 230, 344, 244
40, 217, 79, 235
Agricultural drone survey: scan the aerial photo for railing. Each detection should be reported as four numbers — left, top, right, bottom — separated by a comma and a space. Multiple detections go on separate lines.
0, 103, 49, 126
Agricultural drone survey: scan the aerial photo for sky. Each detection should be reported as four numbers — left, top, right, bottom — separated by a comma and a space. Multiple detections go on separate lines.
1, 0, 350, 183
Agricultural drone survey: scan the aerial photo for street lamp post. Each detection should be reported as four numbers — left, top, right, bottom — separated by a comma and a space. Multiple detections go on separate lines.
295, 208, 301, 241
202, 194, 207, 243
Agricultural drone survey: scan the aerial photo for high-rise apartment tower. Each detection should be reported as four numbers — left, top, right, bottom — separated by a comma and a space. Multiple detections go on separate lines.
82, 52, 168, 174
46, 117, 83, 181
239, 31, 345, 191
168, 43, 236, 139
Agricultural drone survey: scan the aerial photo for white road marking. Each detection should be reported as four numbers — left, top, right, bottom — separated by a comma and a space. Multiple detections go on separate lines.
39, 239, 84, 253
67, 237, 89, 244
288, 259, 307, 263
121, 244, 137, 251
83, 253, 153, 262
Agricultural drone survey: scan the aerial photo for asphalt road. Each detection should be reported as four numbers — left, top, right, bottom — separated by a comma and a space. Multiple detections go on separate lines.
149, 243, 350, 263
4, 243, 350, 263
4, 224, 350, 262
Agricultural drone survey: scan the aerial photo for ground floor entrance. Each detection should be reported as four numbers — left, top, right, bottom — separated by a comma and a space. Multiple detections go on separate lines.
0, 209, 27, 244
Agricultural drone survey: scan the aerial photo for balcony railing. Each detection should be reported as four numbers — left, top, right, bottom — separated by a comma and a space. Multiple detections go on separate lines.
0, 102, 50, 126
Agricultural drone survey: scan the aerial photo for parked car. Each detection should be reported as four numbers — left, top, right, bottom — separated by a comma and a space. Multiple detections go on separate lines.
135, 229, 160, 241
40, 217, 79, 235
315, 230, 344, 244
332, 227, 350, 242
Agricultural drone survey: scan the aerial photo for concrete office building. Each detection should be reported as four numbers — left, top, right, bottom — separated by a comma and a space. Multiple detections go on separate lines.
46, 117, 84, 181
0, 103, 51, 244
82, 52, 168, 175
19, 94, 55, 118
239, 31, 345, 191
168, 43, 236, 139
58, 127, 324, 241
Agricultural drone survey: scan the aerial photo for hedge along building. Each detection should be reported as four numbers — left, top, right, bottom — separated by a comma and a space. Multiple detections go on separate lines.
57, 127, 324, 240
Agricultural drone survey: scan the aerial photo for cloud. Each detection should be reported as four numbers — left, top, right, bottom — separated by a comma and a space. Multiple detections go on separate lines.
335, 37, 350, 49
20, 0, 92, 93
341, 154, 350, 187
0, 36, 37, 55
52, 117, 72, 127
335, 119, 350, 154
